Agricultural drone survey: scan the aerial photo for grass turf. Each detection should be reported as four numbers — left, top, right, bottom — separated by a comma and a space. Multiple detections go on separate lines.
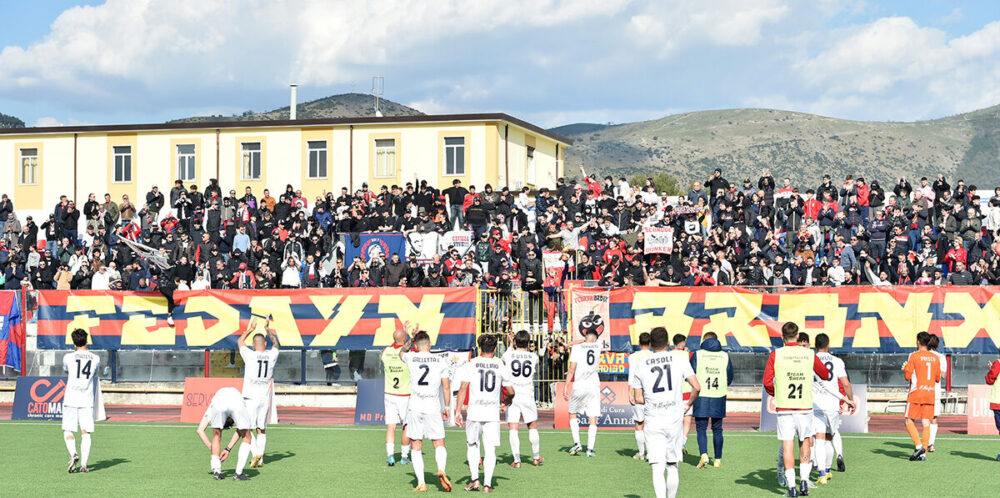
3, 421, 998, 497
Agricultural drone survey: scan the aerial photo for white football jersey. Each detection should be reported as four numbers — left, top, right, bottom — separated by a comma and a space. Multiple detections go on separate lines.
569, 341, 603, 392
627, 349, 652, 391
240, 346, 279, 400
459, 357, 512, 422
932, 351, 947, 387
403, 351, 451, 414
63, 350, 101, 408
814, 352, 847, 411
501, 349, 536, 393
207, 387, 246, 417
629, 350, 694, 419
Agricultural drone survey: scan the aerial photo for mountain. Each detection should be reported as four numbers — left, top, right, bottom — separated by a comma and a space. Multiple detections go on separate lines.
170, 93, 424, 123
556, 105, 1000, 188
0, 112, 24, 128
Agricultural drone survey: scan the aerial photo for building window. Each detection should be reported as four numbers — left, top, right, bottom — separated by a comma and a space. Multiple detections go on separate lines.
113, 145, 133, 183
241, 142, 262, 180
444, 136, 465, 176
374, 138, 396, 178
526, 145, 536, 186
307, 140, 328, 179
19, 148, 38, 185
177, 144, 196, 181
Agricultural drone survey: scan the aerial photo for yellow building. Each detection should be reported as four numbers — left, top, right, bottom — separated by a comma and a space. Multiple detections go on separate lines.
0, 113, 571, 216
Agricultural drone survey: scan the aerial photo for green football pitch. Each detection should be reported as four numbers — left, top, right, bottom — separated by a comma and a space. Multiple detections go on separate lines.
2, 421, 998, 497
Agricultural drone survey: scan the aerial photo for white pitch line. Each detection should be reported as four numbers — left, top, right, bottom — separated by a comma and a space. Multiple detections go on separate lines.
0, 421, 995, 441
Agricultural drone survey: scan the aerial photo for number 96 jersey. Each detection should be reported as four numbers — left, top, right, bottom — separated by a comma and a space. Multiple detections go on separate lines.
629, 351, 694, 420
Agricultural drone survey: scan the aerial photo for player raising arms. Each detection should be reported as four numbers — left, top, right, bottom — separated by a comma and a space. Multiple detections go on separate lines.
631, 326, 700, 498
812, 333, 856, 484
401, 329, 453, 492
564, 326, 603, 457
904, 331, 941, 461
502, 330, 543, 467
238, 316, 279, 469
927, 334, 946, 452
455, 334, 515, 492
62, 328, 101, 474
628, 332, 653, 460
383, 321, 415, 466
763, 322, 830, 497
196, 386, 254, 480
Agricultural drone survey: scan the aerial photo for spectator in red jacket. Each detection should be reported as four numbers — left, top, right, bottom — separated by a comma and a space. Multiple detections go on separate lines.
803, 189, 822, 221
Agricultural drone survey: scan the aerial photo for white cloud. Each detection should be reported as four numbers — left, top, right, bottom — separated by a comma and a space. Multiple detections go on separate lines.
34, 117, 65, 127
407, 98, 449, 115
628, 0, 789, 57
0, 0, 630, 101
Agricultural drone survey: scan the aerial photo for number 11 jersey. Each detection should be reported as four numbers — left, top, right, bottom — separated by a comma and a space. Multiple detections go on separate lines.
240, 346, 279, 400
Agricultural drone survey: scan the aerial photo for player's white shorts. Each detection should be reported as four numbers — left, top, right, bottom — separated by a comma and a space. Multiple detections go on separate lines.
62, 406, 95, 433
466, 420, 501, 447
812, 408, 841, 435
683, 403, 693, 417
209, 405, 251, 431
568, 389, 601, 418
244, 396, 271, 430
407, 411, 446, 441
507, 394, 538, 424
776, 411, 816, 441
385, 394, 410, 426
644, 415, 683, 465
632, 404, 645, 424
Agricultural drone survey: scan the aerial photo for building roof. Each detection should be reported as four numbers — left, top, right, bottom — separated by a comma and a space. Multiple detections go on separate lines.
0, 112, 573, 145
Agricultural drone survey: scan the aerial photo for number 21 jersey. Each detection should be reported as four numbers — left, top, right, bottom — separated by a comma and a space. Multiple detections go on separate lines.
629, 351, 694, 419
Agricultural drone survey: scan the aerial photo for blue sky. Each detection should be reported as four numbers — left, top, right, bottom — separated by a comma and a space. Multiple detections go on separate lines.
0, 0, 998, 128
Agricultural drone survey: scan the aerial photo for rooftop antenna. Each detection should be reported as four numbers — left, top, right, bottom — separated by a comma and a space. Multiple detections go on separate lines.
372, 76, 384, 117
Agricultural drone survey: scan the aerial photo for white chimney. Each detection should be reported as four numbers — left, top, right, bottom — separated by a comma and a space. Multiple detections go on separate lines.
289, 84, 298, 120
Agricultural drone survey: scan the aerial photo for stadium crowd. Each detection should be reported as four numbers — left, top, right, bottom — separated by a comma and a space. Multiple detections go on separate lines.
2, 165, 1000, 295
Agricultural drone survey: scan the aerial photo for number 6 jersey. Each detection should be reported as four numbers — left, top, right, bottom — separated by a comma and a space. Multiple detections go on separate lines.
569, 341, 603, 393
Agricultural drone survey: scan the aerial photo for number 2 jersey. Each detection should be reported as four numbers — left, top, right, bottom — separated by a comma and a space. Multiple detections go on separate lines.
458, 357, 512, 422
403, 351, 451, 414
569, 341, 603, 393
813, 352, 846, 412
501, 349, 536, 399
628, 350, 695, 420
240, 346, 279, 400
63, 350, 101, 408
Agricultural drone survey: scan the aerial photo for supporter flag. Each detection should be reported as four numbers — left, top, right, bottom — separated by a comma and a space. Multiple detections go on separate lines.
0, 291, 23, 371
643, 227, 674, 254
345, 233, 407, 263
570, 288, 611, 351
120, 237, 171, 269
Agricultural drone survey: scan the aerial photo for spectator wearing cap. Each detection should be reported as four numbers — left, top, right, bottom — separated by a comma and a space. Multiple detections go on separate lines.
705, 168, 729, 200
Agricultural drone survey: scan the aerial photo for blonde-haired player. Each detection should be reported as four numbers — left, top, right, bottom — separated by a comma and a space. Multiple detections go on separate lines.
237, 316, 279, 469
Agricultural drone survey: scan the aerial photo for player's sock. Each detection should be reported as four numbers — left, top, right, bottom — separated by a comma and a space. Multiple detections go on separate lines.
832, 432, 843, 457
929, 423, 938, 445
799, 462, 811, 483
528, 429, 540, 459
665, 463, 679, 498
412, 451, 426, 485
825, 440, 835, 471
435, 446, 447, 473
467, 443, 480, 480
258, 434, 267, 457
587, 424, 597, 451
635, 430, 646, 457
401, 444, 411, 458
250, 433, 258, 455
921, 425, 931, 448
63, 431, 76, 457
509, 429, 521, 462
236, 441, 251, 474
813, 440, 825, 477
570, 418, 581, 446
483, 449, 497, 488
784, 469, 796, 489
905, 419, 922, 447
651, 463, 667, 498
80, 433, 91, 468
386, 442, 395, 457
211, 455, 222, 473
